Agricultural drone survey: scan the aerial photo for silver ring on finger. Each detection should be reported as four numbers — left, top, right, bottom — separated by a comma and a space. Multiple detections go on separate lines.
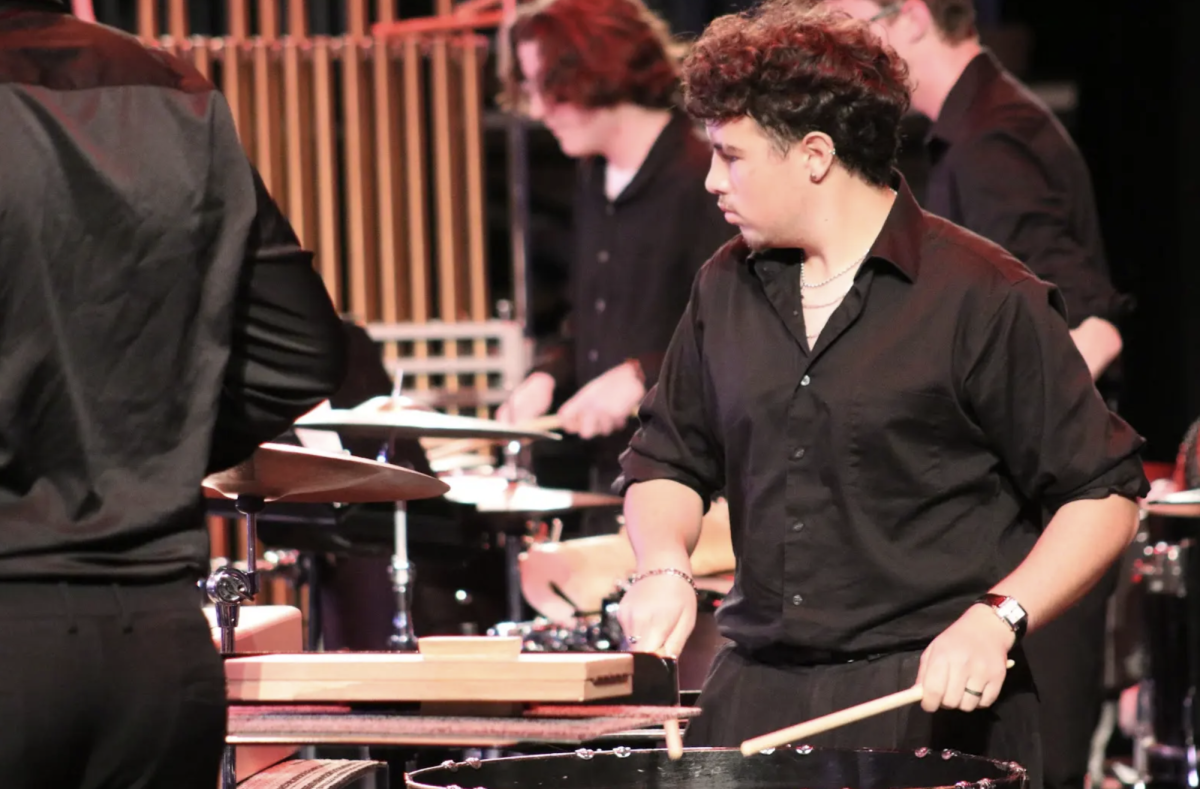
627, 635, 639, 645
964, 687, 983, 698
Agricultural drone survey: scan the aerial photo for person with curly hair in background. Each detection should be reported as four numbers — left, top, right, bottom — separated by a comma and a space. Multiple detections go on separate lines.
611, 3, 1146, 782
498, 0, 736, 520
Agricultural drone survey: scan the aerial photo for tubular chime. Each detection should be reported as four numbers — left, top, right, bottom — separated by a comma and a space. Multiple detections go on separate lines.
138, 0, 504, 398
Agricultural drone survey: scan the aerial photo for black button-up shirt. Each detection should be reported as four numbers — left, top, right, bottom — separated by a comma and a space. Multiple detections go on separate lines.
0, 6, 345, 581
925, 50, 1124, 328
535, 110, 737, 393
619, 176, 1147, 655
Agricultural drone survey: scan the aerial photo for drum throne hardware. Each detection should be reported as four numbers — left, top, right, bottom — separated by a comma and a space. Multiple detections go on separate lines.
1132, 492, 1200, 789
202, 442, 448, 789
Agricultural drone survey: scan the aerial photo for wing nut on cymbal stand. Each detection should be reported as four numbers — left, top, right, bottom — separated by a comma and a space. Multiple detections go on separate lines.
204, 494, 265, 656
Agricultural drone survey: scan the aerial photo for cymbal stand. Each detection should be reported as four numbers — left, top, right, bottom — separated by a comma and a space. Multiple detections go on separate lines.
388, 498, 417, 652
204, 493, 264, 789
377, 411, 418, 652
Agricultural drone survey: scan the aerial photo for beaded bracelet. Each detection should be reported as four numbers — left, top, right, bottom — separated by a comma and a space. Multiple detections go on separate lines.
628, 567, 698, 593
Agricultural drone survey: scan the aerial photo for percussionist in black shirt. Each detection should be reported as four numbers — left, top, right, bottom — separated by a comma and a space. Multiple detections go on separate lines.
820, 3, 1126, 787
498, 0, 735, 499
614, 5, 1146, 784
0, 3, 345, 787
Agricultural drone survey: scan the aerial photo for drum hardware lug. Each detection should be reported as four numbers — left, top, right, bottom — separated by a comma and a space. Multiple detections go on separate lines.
1133, 541, 1190, 597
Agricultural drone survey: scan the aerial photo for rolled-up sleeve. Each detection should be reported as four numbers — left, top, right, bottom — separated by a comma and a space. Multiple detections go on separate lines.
616, 272, 725, 505
961, 276, 1147, 511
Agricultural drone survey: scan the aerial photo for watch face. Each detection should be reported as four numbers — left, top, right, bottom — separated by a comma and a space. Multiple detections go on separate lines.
995, 597, 1026, 625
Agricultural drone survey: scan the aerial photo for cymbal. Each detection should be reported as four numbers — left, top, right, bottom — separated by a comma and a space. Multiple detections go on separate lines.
203, 443, 449, 504
1149, 489, 1200, 506
1144, 488, 1200, 518
295, 397, 561, 442
442, 475, 623, 514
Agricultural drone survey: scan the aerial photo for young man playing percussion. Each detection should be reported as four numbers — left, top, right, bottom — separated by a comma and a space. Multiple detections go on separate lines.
614, 4, 1146, 785
817, 3, 1128, 786
499, 0, 736, 505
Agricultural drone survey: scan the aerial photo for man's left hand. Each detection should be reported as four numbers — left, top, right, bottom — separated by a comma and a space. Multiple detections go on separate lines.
916, 603, 1016, 713
557, 361, 646, 439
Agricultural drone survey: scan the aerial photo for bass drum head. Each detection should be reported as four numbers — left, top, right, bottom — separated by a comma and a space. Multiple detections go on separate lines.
406, 747, 1028, 789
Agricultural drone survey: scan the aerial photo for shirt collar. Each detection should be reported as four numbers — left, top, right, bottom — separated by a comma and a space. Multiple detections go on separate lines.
927, 49, 1004, 147
591, 109, 697, 204
747, 171, 924, 282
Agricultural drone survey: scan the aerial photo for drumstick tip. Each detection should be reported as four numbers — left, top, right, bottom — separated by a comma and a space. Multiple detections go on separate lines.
664, 718, 684, 760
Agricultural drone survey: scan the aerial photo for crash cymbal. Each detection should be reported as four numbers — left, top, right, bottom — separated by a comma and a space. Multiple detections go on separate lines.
1149, 489, 1200, 506
203, 443, 449, 504
441, 474, 622, 514
1144, 488, 1200, 518
295, 397, 560, 443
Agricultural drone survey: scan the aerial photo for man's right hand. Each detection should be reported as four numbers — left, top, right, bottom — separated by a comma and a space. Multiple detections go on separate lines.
496, 372, 556, 424
616, 572, 698, 657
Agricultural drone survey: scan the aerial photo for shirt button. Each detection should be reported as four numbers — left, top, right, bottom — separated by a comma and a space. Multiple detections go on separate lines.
800, 375, 811, 386
588, 349, 599, 362
605, 204, 615, 217
597, 250, 610, 263
792, 448, 806, 460
595, 298, 606, 313
792, 594, 804, 606
792, 522, 804, 533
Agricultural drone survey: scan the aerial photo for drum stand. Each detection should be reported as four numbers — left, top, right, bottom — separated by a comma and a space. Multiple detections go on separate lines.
388, 500, 418, 651
376, 438, 419, 652
204, 494, 265, 789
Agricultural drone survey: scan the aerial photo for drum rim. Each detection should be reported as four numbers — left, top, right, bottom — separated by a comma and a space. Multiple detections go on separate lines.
405, 745, 1028, 789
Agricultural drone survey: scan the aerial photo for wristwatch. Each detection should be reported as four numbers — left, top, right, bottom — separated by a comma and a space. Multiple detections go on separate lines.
974, 593, 1028, 644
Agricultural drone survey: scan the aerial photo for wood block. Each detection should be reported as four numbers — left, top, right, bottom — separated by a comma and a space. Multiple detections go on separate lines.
225, 652, 633, 703
416, 635, 521, 660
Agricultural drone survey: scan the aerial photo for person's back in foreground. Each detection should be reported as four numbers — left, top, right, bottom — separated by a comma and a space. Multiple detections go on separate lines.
0, 4, 345, 787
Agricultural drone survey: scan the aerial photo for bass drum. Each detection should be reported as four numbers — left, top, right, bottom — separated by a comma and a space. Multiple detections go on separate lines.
406, 747, 1029, 789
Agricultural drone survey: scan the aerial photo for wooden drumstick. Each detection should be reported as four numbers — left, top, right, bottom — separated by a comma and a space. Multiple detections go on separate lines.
739, 659, 1016, 756
664, 718, 684, 760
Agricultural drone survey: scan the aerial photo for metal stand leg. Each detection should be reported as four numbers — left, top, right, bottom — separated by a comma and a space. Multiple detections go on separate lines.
204, 494, 265, 789
221, 746, 238, 788
504, 528, 525, 623
303, 552, 323, 652
389, 501, 418, 652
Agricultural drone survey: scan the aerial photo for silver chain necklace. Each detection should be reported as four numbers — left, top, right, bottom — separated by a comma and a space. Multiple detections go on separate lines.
800, 251, 869, 289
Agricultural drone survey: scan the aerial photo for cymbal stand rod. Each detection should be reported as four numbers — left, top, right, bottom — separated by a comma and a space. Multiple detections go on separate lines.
236, 495, 265, 597
500, 439, 531, 483
388, 501, 418, 651
377, 434, 417, 652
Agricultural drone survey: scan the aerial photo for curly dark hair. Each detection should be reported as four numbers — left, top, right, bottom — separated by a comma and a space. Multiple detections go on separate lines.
508, 0, 679, 110
681, 1, 911, 187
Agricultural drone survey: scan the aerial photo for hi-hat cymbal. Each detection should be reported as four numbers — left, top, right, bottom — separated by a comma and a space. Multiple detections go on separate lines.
203, 443, 449, 504
1144, 489, 1200, 518
442, 475, 622, 514
295, 397, 560, 442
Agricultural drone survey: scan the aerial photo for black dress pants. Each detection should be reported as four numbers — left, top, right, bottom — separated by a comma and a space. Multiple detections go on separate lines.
0, 579, 226, 789
685, 644, 1044, 789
